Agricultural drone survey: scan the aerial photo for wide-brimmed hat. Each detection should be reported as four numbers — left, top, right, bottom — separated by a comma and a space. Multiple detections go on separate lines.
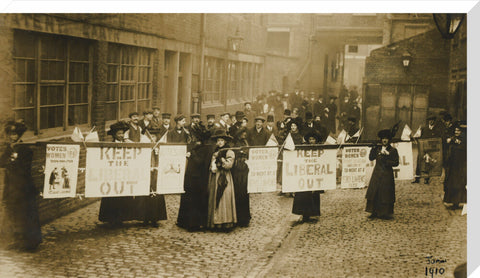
377, 129, 393, 140
220, 112, 230, 117
305, 111, 313, 120
4, 120, 27, 137
304, 131, 321, 143
107, 121, 129, 136
267, 114, 274, 122
211, 129, 233, 141
255, 116, 266, 122
235, 111, 245, 120
426, 114, 436, 121
128, 112, 139, 118
174, 114, 186, 122
284, 109, 291, 116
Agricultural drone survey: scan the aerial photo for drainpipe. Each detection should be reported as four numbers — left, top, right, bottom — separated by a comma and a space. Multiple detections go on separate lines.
197, 13, 206, 114
297, 14, 315, 90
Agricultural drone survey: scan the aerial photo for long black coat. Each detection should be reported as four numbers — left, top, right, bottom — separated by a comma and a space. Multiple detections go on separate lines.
177, 143, 213, 229
231, 140, 251, 226
443, 134, 466, 204
247, 127, 270, 146
0, 143, 42, 249
365, 145, 399, 215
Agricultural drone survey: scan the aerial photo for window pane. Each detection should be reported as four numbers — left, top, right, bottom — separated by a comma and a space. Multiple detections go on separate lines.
105, 103, 117, 121
27, 60, 35, 82
120, 102, 135, 119
40, 106, 64, 129
69, 84, 88, 104
15, 85, 35, 108
15, 109, 34, 130
108, 44, 121, 63
108, 65, 118, 82
41, 61, 65, 81
106, 85, 118, 101
68, 105, 88, 125
69, 63, 88, 82
69, 40, 89, 61
41, 86, 64, 105
41, 37, 66, 60
14, 31, 36, 58
15, 60, 26, 82
137, 100, 150, 114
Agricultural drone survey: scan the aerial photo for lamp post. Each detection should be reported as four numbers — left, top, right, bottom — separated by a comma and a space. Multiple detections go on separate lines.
402, 52, 412, 72
225, 27, 244, 111
433, 14, 465, 39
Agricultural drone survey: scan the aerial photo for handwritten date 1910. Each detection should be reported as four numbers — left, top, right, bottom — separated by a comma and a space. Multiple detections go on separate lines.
425, 256, 447, 278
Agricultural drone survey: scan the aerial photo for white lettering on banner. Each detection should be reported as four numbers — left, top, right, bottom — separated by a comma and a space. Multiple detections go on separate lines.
43, 144, 80, 198
341, 146, 370, 189
282, 149, 337, 193
156, 145, 187, 194
85, 146, 151, 197
248, 148, 278, 193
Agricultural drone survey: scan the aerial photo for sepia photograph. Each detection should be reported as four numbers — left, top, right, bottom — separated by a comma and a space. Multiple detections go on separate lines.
0, 2, 476, 277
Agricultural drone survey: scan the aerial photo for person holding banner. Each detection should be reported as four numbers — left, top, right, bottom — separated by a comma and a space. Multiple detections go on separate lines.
443, 121, 466, 210
365, 129, 399, 220
207, 129, 237, 231
291, 132, 322, 225
177, 125, 212, 231
287, 121, 304, 145
247, 116, 270, 146
0, 121, 42, 251
167, 115, 191, 144
412, 115, 442, 184
232, 127, 251, 227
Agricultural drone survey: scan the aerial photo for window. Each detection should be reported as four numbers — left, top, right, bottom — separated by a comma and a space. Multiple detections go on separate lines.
13, 31, 91, 132
267, 31, 290, 56
227, 61, 239, 101
348, 45, 358, 53
253, 64, 261, 96
202, 57, 223, 104
106, 44, 153, 121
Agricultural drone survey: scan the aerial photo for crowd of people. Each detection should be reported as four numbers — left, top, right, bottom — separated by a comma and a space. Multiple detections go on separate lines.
0, 87, 466, 252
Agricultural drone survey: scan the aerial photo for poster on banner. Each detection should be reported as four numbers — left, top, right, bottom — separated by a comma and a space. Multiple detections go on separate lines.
85, 146, 151, 197
156, 145, 187, 194
247, 147, 278, 193
43, 144, 80, 198
418, 138, 443, 177
365, 142, 415, 185
282, 148, 337, 193
341, 146, 370, 189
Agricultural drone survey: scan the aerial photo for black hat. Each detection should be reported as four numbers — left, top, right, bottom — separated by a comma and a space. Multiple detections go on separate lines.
426, 114, 436, 121
4, 120, 27, 137
255, 116, 266, 122
234, 127, 248, 139
107, 121, 129, 136
347, 117, 357, 122
443, 113, 453, 121
190, 113, 201, 118
235, 111, 245, 120
207, 114, 215, 119
305, 111, 313, 120
267, 114, 274, 122
211, 129, 233, 141
220, 112, 230, 117
377, 129, 393, 140
244, 101, 252, 106
162, 113, 171, 119
304, 131, 321, 143
174, 114, 186, 122
191, 124, 211, 143
284, 109, 291, 116
128, 112, 139, 118
143, 110, 153, 115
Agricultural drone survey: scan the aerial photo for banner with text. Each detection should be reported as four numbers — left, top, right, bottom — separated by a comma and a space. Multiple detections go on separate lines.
85, 146, 151, 197
43, 144, 80, 198
156, 145, 187, 194
247, 147, 278, 193
282, 148, 337, 192
341, 146, 370, 189
418, 138, 443, 177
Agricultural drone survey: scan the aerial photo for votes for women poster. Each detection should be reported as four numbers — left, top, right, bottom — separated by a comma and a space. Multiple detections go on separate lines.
417, 138, 443, 177
247, 147, 278, 193
85, 145, 151, 197
43, 144, 80, 198
282, 148, 337, 193
156, 145, 187, 194
340, 146, 370, 189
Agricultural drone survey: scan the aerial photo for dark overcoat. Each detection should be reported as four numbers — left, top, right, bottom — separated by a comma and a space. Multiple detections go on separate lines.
247, 127, 270, 146
231, 140, 251, 226
365, 144, 399, 215
0, 143, 42, 249
443, 134, 467, 204
177, 143, 212, 229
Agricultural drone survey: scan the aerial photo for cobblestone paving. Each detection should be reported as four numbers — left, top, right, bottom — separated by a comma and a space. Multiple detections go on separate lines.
0, 178, 466, 277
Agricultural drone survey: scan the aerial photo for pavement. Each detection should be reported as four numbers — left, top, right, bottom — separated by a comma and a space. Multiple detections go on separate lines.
0, 176, 466, 277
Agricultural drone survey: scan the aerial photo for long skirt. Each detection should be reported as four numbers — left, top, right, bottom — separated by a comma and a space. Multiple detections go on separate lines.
365, 189, 394, 217
207, 170, 237, 229
98, 197, 137, 223
231, 160, 250, 227
292, 191, 321, 217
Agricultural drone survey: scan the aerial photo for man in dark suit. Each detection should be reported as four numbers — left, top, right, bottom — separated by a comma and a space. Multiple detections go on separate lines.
159, 113, 173, 138
247, 116, 270, 146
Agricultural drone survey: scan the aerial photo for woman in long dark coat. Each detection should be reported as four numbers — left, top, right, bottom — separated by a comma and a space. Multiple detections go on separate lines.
365, 129, 399, 220
177, 124, 212, 231
0, 121, 42, 251
99, 121, 137, 226
231, 127, 251, 227
443, 122, 467, 209
292, 132, 322, 224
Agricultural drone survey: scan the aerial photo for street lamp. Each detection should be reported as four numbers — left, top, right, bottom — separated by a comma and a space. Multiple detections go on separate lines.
402, 52, 412, 71
228, 27, 244, 52
433, 14, 465, 39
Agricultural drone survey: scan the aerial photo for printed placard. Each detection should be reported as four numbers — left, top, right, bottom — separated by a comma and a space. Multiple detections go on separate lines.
341, 146, 370, 189
282, 148, 337, 193
247, 147, 278, 193
43, 144, 80, 198
85, 146, 151, 197
156, 145, 187, 194
418, 138, 443, 177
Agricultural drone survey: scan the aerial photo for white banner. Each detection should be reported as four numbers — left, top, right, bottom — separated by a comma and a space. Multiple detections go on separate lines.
282, 148, 337, 192
365, 142, 414, 185
156, 145, 187, 194
340, 146, 370, 189
85, 146, 151, 197
43, 144, 80, 198
247, 147, 278, 193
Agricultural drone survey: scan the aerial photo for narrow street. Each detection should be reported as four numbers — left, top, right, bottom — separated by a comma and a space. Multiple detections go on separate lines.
0, 176, 466, 278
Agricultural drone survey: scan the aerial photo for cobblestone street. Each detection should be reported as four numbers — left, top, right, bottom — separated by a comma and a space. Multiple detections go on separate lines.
0, 174, 466, 278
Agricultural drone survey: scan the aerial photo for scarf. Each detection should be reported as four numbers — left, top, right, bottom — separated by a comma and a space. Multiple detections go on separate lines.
214, 145, 229, 209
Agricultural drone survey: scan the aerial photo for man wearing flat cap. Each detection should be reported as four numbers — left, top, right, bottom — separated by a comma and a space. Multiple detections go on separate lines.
125, 112, 142, 142
159, 113, 173, 138
244, 102, 256, 128
186, 113, 202, 143
247, 115, 270, 146
229, 111, 245, 140
217, 112, 231, 133
167, 114, 191, 144
139, 110, 154, 136
345, 117, 360, 143
151, 107, 162, 132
